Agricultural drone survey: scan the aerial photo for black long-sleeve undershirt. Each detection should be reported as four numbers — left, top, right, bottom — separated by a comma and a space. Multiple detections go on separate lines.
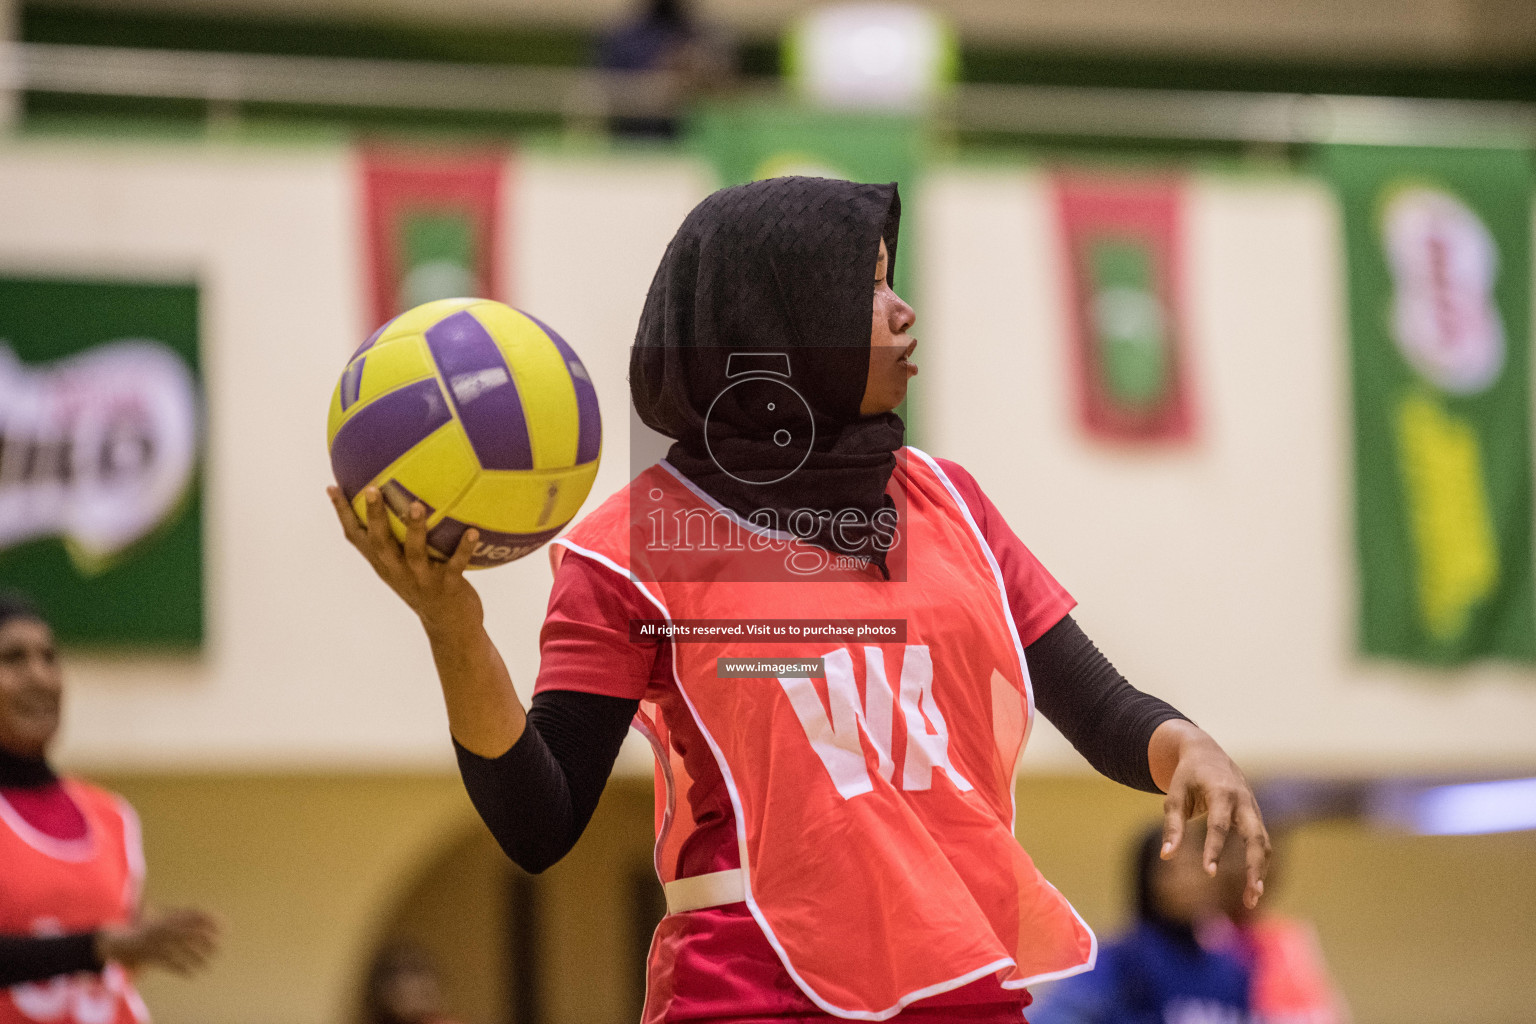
0, 933, 102, 988
455, 614, 1187, 875
1025, 615, 1188, 792
455, 690, 635, 874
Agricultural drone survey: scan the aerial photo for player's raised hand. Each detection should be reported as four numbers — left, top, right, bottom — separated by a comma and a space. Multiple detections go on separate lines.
326, 486, 482, 634
1151, 719, 1270, 910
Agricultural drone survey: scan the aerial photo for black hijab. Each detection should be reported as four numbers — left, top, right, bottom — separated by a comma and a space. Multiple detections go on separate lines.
630, 176, 905, 569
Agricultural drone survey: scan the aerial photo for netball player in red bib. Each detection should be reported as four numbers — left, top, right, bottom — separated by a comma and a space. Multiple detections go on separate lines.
0, 595, 219, 1024
329, 176, 1269, 1022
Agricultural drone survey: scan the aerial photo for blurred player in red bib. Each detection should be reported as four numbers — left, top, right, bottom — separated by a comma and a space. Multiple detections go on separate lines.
0, 594, 219, 1024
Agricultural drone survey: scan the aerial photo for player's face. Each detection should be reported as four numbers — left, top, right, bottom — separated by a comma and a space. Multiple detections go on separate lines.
0, 617, 63, 759
860, 238, 918, 417
1213, 824, 1261, 922
1152, 822, 1220, 924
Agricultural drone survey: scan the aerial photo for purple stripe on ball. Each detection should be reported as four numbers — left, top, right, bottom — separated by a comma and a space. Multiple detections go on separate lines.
339, 356, 366, 411
426, 310, 535, 471
329, 377, 453, 498
353, 315, 398, 359
525, 310, 602, 465
428, 518, 564, 566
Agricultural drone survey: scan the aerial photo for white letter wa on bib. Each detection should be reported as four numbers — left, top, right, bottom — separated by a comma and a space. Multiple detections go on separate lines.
780, 644, 974, 799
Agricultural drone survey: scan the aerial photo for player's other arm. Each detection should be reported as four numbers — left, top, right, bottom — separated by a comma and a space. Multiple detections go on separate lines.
1025, 619, 1269, 907
935, 458, 1270, 907
0, 913, 217, 987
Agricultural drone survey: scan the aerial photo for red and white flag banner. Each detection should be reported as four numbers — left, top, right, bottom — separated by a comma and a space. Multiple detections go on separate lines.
359, 148, 507, 332
1053, 171, 1196, 442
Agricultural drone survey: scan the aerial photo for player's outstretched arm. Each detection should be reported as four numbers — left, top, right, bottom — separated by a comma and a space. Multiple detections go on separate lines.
1149, 719, 1271, 910
96, 908, 220, 976
327, 485, 526, 758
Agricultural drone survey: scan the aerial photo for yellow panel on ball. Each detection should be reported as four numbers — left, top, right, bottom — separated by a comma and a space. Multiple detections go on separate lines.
348, 418, 479, 544
467, 300, 581, 470
380, 297, 479, 342
327, 339, 437, 447
452, 461, 597, 533
354, 337, 438, 408
439, 465, 600, 568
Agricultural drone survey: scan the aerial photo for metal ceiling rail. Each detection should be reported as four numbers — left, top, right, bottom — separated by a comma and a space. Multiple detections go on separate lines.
0, 42, 691, 120
2, 41, 1534, 147
950, 81, 1536, 147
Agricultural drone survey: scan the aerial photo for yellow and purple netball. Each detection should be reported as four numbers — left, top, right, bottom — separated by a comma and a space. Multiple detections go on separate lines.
327, 298, 601, 568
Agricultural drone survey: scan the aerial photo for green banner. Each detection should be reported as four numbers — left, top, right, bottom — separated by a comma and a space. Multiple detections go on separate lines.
1320, 145, 1535, 663
687, 102, 924, 191
0, 276, 202, 648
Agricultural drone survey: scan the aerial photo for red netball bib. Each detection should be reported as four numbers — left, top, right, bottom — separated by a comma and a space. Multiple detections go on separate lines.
0, 781, 148, 1024
558, 448, 1095, 1019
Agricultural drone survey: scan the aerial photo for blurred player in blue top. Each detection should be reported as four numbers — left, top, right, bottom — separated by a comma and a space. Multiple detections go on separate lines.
1030, 821, 1251, 1024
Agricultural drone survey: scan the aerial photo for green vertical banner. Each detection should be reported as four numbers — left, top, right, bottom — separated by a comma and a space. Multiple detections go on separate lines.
687, 103, 924, 191
0, 277, 202, 647
1321, 144, 1536, 663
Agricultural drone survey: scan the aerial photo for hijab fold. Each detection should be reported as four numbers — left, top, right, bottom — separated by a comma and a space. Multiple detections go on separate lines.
630, 176, 905, 569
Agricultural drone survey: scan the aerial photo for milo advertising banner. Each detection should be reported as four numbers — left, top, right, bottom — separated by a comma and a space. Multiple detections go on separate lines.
1320, 145, 1536, 663
0, 277, 202, 647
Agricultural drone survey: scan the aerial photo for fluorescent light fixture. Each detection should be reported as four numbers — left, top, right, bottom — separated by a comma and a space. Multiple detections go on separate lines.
1400, 777, 1536, 836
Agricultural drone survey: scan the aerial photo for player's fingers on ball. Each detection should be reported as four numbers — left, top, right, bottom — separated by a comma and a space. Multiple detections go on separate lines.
361, 488, 389, 542
447, 528, 478, 574
362, 488, 404, 567
403, 501, 430, 572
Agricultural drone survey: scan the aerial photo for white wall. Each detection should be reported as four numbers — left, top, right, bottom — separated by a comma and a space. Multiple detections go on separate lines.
0, 139, 708, 771
5, 139, 1533, 777
922, 166, 1536, 776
